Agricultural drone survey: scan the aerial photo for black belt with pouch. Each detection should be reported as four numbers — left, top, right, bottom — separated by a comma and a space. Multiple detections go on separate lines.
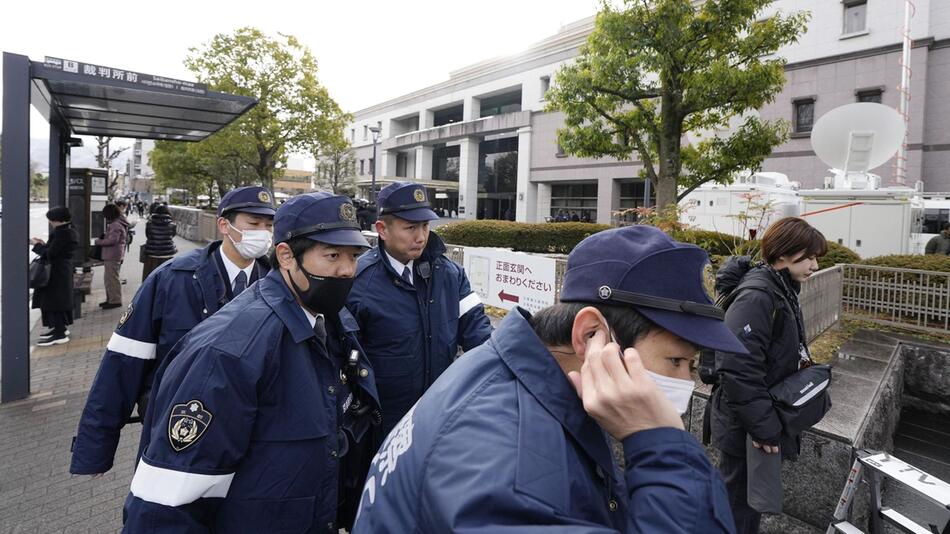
768, 364, 832, 437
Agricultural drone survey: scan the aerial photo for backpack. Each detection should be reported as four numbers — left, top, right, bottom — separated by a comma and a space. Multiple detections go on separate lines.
697, 257, 786, 386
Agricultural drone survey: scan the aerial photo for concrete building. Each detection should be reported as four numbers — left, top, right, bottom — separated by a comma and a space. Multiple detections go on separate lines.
348, 1, 950, 224
124, 139, 156, 202
274, 168, 315, 197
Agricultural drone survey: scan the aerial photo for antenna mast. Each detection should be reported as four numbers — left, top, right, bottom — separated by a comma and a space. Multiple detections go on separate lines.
893, 0, 915, 186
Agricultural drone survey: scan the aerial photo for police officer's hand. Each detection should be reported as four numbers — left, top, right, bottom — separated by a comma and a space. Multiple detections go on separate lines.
752, 441, 780, 454
568, 329, 684, 440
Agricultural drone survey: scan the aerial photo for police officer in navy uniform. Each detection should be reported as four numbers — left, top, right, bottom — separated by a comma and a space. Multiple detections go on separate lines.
124, 192, 381, 532
347, 181, 492, 441
70, 186, 275, 477
353, 225, 745, 533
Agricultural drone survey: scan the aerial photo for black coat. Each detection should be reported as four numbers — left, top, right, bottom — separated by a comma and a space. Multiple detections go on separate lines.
143, 214, 178, 257
31, 224, 79, 312
709, 257, 805, 460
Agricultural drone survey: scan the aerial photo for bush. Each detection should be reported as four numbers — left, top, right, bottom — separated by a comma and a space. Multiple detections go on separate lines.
818, 242, 861, 270
860, 254, 950, 273
435, 221, 610, 254
671, 229, 746, 257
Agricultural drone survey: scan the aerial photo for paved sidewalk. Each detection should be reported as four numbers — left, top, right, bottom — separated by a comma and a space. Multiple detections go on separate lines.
0, 223, 202, 534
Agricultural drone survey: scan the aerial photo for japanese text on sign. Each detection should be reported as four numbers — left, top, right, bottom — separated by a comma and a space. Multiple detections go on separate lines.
464, 247, 557, 314
43, 57, 207, 95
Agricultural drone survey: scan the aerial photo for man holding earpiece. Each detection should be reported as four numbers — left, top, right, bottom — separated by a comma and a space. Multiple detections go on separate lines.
353, 225, 744, 533
70, 186, 275, 478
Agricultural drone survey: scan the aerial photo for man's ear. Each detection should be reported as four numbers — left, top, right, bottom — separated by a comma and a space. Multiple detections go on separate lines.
275, 242, 297, 271
374, 219, 387, 240
216, 216, 231, 238
571, 306, 608, 361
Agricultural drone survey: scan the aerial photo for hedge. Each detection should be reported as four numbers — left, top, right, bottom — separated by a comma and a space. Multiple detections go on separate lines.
435, 221, 610, 254
860, 254, 950, 273
434, 220, 862, 270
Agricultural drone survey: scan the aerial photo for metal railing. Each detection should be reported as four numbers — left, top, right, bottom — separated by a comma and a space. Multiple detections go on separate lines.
841, 263, 950, 334
800, 265, 845, 343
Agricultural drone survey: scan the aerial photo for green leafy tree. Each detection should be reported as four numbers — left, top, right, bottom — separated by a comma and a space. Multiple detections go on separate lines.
150, 131, 260, 203
184, 27, 348, 191
546, 0, 808, 209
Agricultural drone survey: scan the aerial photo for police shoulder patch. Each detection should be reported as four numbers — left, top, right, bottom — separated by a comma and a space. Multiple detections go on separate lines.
118, 304, 134, 327
167, 400, 213, 452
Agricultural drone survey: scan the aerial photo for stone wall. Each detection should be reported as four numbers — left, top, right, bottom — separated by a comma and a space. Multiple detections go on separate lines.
689, 328, 950, 531
167, 206, 218, 243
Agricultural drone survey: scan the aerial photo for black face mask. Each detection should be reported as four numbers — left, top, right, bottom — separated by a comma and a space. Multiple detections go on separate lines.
288, 263, 354, 315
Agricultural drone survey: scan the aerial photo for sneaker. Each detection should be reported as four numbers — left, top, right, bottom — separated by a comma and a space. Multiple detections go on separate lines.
37, 334, 69, 346
40, 329, 70, 338
100, 303, 122, 310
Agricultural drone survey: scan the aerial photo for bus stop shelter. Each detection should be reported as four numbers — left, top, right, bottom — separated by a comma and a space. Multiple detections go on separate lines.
1, 52, 257, 402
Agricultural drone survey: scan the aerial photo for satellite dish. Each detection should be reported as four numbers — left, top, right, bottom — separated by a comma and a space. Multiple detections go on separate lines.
811, 103, 904, 173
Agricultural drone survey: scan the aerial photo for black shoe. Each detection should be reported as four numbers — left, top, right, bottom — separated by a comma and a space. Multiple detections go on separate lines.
37, 333, 69, 346
100, 303, 122, 310
40, 329, 69, 338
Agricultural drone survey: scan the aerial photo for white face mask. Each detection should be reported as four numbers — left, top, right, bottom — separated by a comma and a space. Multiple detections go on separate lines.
228, 222, 273, 259
645, 370, 695, 415
603, 322, 695, 415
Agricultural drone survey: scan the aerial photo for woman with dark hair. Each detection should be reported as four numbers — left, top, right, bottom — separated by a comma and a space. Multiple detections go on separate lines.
96, 203, 129, 309
709, 217, 828, 534
31, 206, 79, 346
141, 204, 178, 278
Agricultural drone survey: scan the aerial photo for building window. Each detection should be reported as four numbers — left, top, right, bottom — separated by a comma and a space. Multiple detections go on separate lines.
368, 158, 375, 175
363, 125, 368, 141
396, 152, 408, 177
359, 159, 365, 175
550, 183, 598, 222
540, 76, 551, 99
432, 144, 460, 181
856, 88, 883, 103
350, 128, 355, 142
922, 208, 950, 234
555, 144, 566, 158
793, 98, 815, 134
843, 1, 867, 34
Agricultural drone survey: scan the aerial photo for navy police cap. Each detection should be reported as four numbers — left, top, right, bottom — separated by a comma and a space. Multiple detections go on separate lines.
560, 225, 749, 355
274, 192, 370, 248
217, 186, 276, 218
377, 182, 438, 222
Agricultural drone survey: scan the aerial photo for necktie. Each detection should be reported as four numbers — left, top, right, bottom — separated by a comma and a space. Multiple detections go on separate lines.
401, 266, 413, 286
233, 271, 248, 296
313, 315, 327, 350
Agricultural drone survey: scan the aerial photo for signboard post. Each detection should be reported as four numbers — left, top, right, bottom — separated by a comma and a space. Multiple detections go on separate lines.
463, 247, 557, 314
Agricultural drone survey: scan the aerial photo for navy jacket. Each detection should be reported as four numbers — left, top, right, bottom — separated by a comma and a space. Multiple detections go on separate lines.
346, 232, 492, 436
70, 242, 268, 475
352, 308, 736, 533
124, 270, 381, 533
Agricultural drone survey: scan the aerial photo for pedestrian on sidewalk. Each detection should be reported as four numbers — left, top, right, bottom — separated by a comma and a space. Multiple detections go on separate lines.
709, 217, 830, 534
141, 204, 178, 278
96, 204, 129, 310
32, 206, 79, 347
70, 186, 275, 478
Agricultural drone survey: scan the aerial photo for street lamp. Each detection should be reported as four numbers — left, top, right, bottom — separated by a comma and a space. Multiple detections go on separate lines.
369, 124, 382, 203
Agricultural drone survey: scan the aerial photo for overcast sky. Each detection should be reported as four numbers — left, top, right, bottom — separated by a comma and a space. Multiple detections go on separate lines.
1, 0, 599, 163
